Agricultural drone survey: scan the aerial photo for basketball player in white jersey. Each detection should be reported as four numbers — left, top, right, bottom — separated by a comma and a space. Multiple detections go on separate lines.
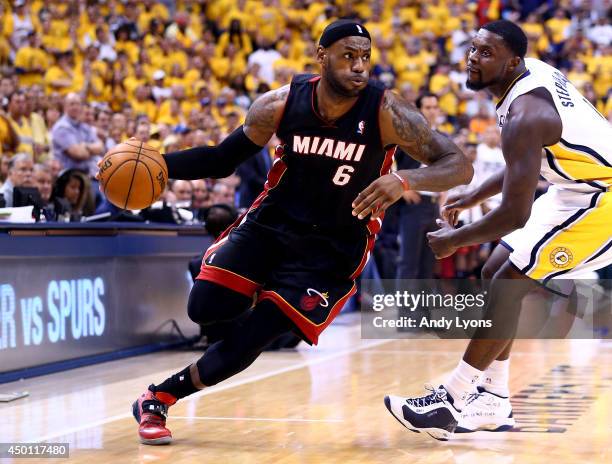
385, 20, 612, 440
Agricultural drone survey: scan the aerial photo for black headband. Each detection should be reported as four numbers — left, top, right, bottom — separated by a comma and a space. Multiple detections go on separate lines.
319, 20, 371, 48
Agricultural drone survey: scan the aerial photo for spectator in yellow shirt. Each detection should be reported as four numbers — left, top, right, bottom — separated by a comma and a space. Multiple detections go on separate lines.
567, 59, 593, 91
14, 31, 49, 86
157, 98, 186, 127
130, 85, 158, 122
0, 112, 19, 157
217, 19, 253, 58
165, 11, 198, 49
272, 42, 302, 75
124, 62, 148, 101
395, 37, 430, 90
114, 25, 139, 64
40, 15, 72, 54
24, 85, 50, 161
251, 0, 286, 45
44, 51, 77, 96
137, 0, 170, 35
545, 8, 571, 45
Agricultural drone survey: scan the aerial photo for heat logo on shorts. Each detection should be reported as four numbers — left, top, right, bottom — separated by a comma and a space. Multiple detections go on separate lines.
550, 247, 573, 268
300, 288, 329, 311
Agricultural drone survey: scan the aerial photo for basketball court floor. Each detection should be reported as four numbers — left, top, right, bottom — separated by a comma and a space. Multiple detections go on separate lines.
2, 314, 611, 463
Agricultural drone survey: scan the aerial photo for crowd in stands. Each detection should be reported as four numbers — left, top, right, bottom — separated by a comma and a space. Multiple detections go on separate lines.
0, 0, 610, 280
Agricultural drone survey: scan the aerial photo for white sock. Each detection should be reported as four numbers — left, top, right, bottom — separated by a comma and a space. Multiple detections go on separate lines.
481, 359, 510, 398
444, 360, 483, 411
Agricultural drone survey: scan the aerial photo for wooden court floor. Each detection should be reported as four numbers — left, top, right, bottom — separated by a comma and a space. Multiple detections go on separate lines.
2, 318, 612, 463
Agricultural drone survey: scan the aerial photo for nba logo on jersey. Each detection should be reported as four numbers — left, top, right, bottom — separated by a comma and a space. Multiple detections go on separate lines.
357, 120, 365, 135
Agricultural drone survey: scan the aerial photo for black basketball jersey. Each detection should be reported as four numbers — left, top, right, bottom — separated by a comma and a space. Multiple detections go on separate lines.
248, 74, 396, 238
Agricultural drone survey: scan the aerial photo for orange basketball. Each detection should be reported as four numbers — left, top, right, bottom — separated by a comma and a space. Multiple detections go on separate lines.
98, 140, 168, 210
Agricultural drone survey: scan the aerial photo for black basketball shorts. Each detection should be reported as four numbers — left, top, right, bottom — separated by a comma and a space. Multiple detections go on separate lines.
196, 217, 374, 344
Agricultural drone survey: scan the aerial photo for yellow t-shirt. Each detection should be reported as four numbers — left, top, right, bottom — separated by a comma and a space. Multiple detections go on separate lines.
137, 3, 170, 33
587, 55, 612, 98
42, 34, 72, 53
394, 52, 430, 89
567, 70, 592, 91
8, 116, 33, 156
216, 32, 253, 57
429, 73, 451, 94
439, 92, 458, 117
603, 97, 612, 119
217, 7, 248, 30
115, 40, 139, 64
14, 46, 49, 86
157, 100, 197, 125
545, 18, 570, 44
251, 5, 285, 43
50, 18, 70, 38
428, 3, 450, 23
44, 66, 73, 95
131, 99, 158, 122
412, 18, 439, 37
205, 0, 234, 23
398, 6, 418, 25
273, 57, 302, 75
123, 76, 147, 101
365, 19, 393, 42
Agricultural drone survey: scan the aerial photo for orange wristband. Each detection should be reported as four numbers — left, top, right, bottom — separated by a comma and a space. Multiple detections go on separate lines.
391, 172, 410, 191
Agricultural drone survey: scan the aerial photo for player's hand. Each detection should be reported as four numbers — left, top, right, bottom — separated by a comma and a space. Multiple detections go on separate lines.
441, 191, 478, 227
351, 174, 404, 220
426, 218, 458, 259
402, 190, 421, 204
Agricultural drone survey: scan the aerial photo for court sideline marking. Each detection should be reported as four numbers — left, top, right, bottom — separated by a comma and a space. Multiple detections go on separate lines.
171, 416, 344, 423
31, 338, 392, 443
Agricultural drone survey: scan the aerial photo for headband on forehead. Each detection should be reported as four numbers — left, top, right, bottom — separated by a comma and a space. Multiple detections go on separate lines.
319, 20, 371, 48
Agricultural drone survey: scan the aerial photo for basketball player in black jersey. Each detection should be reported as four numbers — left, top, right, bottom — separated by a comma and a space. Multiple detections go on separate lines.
124, 20, 472, 445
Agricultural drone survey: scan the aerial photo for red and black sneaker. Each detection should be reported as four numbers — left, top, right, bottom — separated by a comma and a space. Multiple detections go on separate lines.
132, 385, 177, 445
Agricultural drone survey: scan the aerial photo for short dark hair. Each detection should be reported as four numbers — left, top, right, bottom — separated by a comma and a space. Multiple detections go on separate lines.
415, 92, 438, 109
481, 20, 528, 59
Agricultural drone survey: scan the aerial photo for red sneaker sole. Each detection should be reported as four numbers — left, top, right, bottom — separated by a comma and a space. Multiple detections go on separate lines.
139, 436, 172, 445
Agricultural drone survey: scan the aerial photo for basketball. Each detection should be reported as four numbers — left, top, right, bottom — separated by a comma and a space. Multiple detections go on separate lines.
98, 139, 168, 210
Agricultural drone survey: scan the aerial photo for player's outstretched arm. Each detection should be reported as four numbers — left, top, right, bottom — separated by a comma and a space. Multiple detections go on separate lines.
427, 92, 562, 258
162, 86, 289, 180
351, 91, 472, 219
443, 168, 506, 226
381, 91, 473, 190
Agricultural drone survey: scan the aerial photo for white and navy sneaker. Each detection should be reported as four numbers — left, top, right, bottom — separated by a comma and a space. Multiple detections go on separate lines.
455, 387, 515, 433
384, 385, 460, 441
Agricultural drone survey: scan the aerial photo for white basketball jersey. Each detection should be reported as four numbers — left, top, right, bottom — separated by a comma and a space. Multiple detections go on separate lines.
495, 58, 612, 193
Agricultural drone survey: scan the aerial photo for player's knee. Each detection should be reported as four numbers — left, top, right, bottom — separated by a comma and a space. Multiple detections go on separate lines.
187, 280, 252, 325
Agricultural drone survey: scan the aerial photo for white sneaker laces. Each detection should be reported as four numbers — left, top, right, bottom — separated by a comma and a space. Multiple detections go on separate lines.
405, 384, 448, 408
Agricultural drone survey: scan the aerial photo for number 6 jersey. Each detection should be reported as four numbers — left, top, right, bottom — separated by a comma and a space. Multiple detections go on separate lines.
249, 74, 396, 238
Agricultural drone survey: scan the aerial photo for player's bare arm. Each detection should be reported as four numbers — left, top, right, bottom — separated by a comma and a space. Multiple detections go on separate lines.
138, 86, 290, 181
427, 91, 562, 258
443, 168, 506, 226
243, 85, 290, 145
351, 90, 473, 219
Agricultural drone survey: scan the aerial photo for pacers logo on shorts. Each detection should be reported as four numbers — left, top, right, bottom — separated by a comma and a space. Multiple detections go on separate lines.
300, 289, 329, 311
550, 247, 573, 268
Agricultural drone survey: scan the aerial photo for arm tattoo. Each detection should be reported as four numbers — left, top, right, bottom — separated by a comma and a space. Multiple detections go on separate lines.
381, 91, 473, 190
244, 85, 290, 134
382, 91, 447, 164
